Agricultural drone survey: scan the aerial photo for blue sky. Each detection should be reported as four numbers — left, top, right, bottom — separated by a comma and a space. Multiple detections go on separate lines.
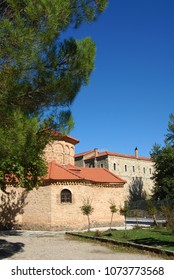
68, 0, 174, 157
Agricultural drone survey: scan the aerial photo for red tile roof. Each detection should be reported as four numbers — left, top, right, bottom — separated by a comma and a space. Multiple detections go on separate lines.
51, 131, 79, 145
75, 150, 95, 157
45, 162, 82, 181
70, 167, 126, 184
45, 162, 126, 185
75, 150, 152, 161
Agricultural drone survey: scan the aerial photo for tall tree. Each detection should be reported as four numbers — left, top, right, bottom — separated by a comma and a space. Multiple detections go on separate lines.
0, 0, 108, 191
165, 113, 174, 146
151, 114, 174, 201
0, 110, 49, 191
0, 0, 108, 126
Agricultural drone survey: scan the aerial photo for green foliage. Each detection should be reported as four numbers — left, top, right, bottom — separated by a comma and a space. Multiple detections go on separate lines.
133, 209, 139, 217
147, 201, 158, 226
109, 203, 118, 214
0, 0, 108, 190
147, 202, 157, 216
120, 205, 130, 230
81, 228, 174, 252
80, 198, 94, 216
120, 205, 130, 217
151, 145, 174, 201
160, 205, 174, 233
0, 0, 107, 126
0, 110, 49, 191
95, 229, 102, 237
132, 209, 140, 226
109, 201, 118, 231
0, 0, 108, 130
151, 114, 174, 201
165, 113, 174, 146
80, 198, 94, 231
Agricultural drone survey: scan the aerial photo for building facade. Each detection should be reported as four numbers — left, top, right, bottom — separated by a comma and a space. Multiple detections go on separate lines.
0, 134, 126, 230
44, 131, 80, 165
75, 147, 155, 199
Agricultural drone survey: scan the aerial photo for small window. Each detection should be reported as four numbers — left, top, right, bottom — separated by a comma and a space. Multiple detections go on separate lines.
100, 163, 103, 168
61, 189, 72, 203
143, 167, 146, 174
149, 168, 151, 174
113, 163, 116, 171
133, 166, 135, 172
125, 165, 127, 172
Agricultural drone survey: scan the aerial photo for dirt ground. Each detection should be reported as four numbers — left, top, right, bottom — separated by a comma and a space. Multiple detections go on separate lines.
0, 231, 163, 260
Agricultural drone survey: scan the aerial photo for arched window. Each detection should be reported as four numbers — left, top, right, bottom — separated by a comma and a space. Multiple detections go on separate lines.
60, 189, 72, 203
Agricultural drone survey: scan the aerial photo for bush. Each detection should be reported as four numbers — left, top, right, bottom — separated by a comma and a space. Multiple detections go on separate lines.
95, 230, 102, 237
161, 205, 174, 233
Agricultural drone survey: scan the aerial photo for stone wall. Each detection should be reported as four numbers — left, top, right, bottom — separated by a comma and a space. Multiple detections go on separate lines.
50, 182, 125, 230
107, 155, 154, 199
22, 187, 52, 230
75, 153, 154, 200
44, 140, 75, 165
0, 187, 25, 229
0, 183, 125, 230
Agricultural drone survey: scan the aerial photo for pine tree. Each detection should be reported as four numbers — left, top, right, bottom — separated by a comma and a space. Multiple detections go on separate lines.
0, 1, 108, 191
151, 114, 174, 201
0, 1, 108, 126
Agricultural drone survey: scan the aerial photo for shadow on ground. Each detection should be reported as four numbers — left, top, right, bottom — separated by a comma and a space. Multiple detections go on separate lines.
130, 237, 174, 249
0, 230, 23, 237
0, 239, 24, 259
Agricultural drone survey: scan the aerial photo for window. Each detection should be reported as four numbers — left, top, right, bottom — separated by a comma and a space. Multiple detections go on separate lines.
149, 168, 151, 174
100, 163, 103, 168
113, 163, 116, 171
61, 189, 72, 203
133, 166, 135, 172
143, 167, 146, 174
125, 165, 127, 172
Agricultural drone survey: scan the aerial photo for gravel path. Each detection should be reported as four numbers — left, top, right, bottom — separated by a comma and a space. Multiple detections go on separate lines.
0, 231, 162, 260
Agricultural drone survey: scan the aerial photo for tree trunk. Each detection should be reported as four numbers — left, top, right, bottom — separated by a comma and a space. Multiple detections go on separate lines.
124, 216, 127, 230
110, 213, 113, 232
87, 215, 91, 231
153, 214, 158, 226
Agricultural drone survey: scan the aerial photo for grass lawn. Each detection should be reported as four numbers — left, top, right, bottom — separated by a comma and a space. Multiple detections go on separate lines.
79, 228, 174, 251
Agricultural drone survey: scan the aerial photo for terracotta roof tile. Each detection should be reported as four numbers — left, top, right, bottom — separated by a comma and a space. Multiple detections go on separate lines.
72, 167, 127, 184
45, 162, 126, 185
75, 150, 152, 161
95, 151, 151, 161
45, 162, 82, 181
51, 131, 79, 145
75, 150, 95, 157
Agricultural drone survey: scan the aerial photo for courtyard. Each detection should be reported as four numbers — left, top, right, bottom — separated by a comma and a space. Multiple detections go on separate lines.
0, 230, 162, 260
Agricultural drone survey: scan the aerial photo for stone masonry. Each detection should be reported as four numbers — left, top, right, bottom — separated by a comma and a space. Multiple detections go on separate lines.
44, 140, 75, 165
0, 134, 126, 230
75, 148, 155, 199
0, 182, 125, 231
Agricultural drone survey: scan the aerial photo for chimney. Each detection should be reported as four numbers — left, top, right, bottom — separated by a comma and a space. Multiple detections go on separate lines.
135, 147, 138, 158
94, 148, 98, 157
94, 148, 98, 168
